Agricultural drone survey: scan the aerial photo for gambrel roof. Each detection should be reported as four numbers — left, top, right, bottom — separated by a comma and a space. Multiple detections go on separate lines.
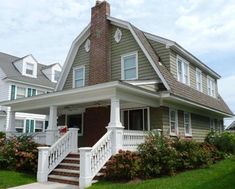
56, 16, 233, 116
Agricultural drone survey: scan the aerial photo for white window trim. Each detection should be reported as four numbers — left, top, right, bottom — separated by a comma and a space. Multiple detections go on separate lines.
121, 51, 138, 80
121, 107, 150, 131
72, 65, 85, 88
196, 68, 203, 92
207, 75, 216, 97
169, 108, 178, 136
23, 119, 35, 133
176, 55, 190, 86
23, 62, 37, 78
184, 112, 192, 136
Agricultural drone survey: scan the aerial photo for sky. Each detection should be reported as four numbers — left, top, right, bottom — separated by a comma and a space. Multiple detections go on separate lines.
0, 0, 235, 125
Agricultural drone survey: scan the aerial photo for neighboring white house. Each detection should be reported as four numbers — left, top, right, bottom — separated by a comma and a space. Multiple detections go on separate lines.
0, 52, 62, 133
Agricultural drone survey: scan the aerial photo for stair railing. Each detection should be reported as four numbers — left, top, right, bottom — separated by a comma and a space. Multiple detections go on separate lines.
37, 128, 78, 182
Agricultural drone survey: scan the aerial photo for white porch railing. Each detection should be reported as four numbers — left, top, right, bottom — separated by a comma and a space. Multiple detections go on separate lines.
123, 130, 147, 151
37, 128, 78, 182
79, 130, 112, 189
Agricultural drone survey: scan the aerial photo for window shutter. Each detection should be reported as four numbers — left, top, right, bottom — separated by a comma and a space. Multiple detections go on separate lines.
27, 88, 32, 97
32, 89, 36, 96
26, 120, 30, 133
11, 85, 16, 100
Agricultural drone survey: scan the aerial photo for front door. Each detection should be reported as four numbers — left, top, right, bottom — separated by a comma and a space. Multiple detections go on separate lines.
67, 114, 83, 136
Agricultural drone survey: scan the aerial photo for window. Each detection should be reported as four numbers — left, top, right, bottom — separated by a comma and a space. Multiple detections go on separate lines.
196, 68, 202, 92
54, 70, 60, 82
73, 66, 85, 88
25, 120, 35, 133
184, 112, 192, 136
15, 119, 24, 133
169, 109, 178, 135
121, 52, 138, 80
177, 56, 189, 85
35, 121, 44, 132
121, 108, 148, 131
207, 76, 216, 97
25, 63, 34, 75
210, 118, 215, 131
16, 87, 26, 99
27, 88, 36, 97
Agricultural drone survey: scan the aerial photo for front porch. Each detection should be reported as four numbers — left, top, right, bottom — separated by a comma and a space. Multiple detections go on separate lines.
1, 81, 162, 188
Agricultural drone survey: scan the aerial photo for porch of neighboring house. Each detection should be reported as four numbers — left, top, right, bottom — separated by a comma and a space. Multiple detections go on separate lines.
2, 81, 162, 188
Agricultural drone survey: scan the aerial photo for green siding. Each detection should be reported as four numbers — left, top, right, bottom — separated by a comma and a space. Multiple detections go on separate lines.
63, 40, 90, 90
148, 40, 170, 71
111, 26, 158, 80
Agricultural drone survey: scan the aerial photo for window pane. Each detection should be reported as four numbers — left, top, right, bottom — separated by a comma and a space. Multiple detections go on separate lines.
171, 122, 176, 133
170, 110, 176, 122
75, 80, 84, 88
17, 87, 26, 99
129, 109, 143, 130
124, 68, 136, 80
124, 111, 128, 129
177, 60, 183, 82
184, 63, 189, 84
75, 68, 84, 80
11, 85, 16, 100
54, 70, 60, 81
124, 55, 136, 69
35, 121, 43, 132
15, 119, 24, 133
26, 63, 34, 75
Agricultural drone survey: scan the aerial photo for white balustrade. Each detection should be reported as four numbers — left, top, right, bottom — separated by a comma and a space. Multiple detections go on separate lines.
37, 128, 78, 182
123, 130, 147, 151
79, 130, 112, 189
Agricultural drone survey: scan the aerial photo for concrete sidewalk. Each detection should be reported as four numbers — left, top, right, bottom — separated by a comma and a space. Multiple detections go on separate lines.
8, 182, 78, 189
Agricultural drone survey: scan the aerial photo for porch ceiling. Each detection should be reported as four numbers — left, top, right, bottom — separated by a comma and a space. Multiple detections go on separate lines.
0, 81, 161, 113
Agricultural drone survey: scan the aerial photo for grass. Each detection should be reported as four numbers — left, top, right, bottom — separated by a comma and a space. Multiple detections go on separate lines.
89, 157, 235, 189
0, 170, 36, 189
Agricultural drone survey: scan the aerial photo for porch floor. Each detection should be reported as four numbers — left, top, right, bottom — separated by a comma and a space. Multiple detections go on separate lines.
8, 182, 78, 189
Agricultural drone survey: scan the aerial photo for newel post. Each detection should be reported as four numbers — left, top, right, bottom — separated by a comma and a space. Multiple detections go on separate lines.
69, 128, 79, 153
37, 146, 50, 182
79, 147, 93, 189
106, 97, 124, 155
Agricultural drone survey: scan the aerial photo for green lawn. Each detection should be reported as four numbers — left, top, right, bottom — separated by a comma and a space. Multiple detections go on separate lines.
0, 170, 36, 189
89, 158, 235, 189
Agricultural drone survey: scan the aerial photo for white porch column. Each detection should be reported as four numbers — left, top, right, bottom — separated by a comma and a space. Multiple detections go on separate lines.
106, 97, 124, 154
6, 111, 16, 132
46, 106, 58, 145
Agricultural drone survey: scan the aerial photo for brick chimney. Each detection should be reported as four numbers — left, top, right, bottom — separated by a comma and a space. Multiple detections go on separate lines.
89, 0, 111, 85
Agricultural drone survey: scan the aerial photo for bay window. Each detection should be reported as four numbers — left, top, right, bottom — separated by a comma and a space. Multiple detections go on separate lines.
207, 76, 216, 97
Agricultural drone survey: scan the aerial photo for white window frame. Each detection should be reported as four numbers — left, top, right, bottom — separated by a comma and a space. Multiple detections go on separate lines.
176, 55, 190, 85
16, 86, 26, 99
184, 112, 192, 136
121, 107, 150, 131
15, 119, 25, 133
121, 51, 138, 80
73, 65, 85, 88
196, 68, 202, 92
25, 62, 35, 76
169, 108, 178, 136
207, 76, 216, 97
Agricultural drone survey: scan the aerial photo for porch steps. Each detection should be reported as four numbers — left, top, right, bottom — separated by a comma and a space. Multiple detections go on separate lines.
48, 152, 106, 186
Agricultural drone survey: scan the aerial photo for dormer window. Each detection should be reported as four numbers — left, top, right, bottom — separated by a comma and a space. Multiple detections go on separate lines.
177, 56, 190, 85
54, 70, 60, 82
25, 63, 34, 75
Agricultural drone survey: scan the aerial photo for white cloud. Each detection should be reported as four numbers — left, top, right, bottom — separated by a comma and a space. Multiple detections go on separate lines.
218, 74, 235, 114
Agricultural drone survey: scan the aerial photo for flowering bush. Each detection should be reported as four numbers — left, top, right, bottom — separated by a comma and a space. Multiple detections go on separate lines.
205, 131, 235, 154
105, 150, 141, 180
0, 135, 39, 173
138, 133, 178, 178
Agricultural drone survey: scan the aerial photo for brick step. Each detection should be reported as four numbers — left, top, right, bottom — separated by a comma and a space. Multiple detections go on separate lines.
51, 168, 80, 177
48, 175, 79, 186
62, 157, 80, 164
57, 163, 80, 170
67, 153, 80, 158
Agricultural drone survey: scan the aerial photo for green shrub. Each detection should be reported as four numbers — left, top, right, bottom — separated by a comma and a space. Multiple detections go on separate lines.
0, 135, 39, 173
205, 131, 235, 154
0, 131, 5, 139
138, 133, 178, 178
105, 150, 141, 181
